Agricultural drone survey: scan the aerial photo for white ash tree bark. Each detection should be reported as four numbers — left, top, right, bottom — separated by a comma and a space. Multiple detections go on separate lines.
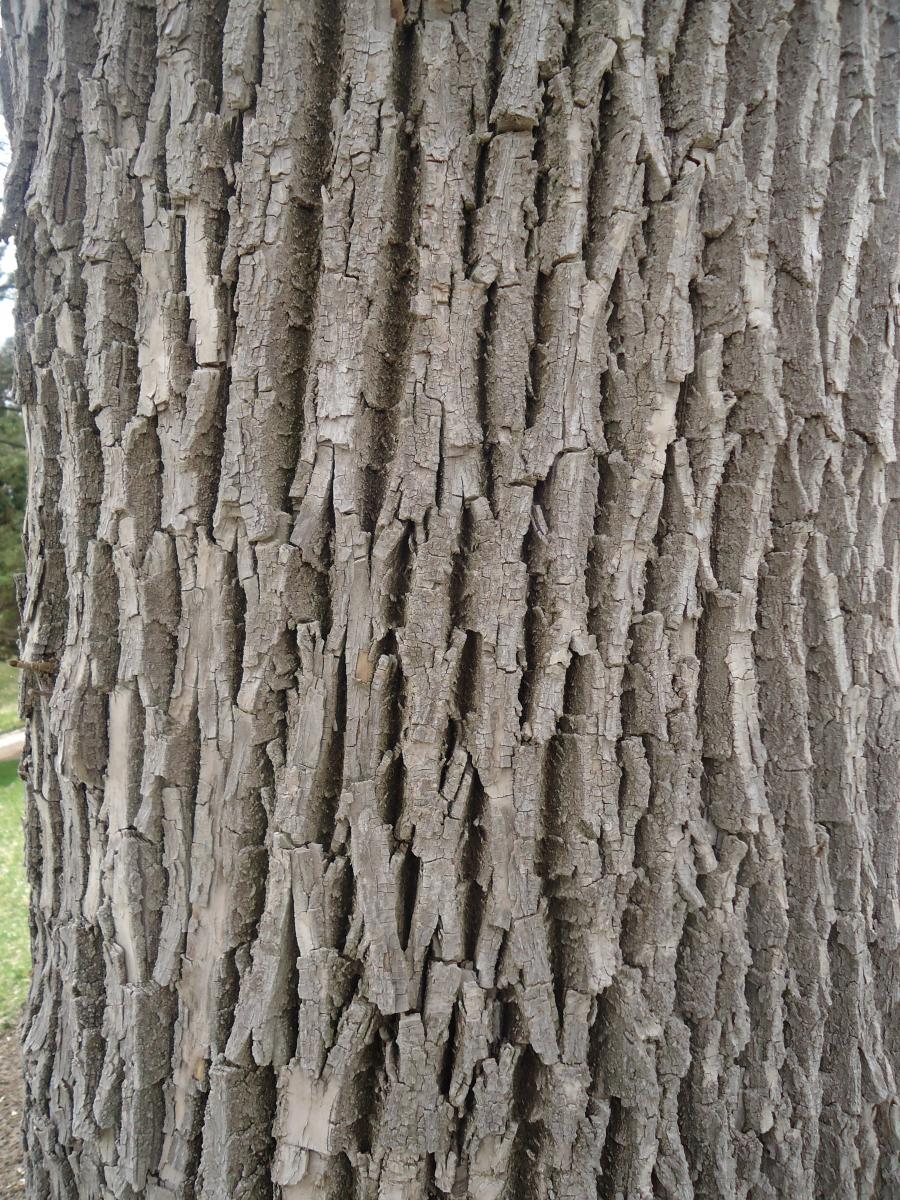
3, 0, 900, 1196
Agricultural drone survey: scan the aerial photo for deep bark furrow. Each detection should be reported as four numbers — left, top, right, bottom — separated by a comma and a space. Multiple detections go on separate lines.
4, 1, 899, 1198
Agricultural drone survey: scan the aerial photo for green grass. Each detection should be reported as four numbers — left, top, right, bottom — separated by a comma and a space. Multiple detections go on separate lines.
0, 661, 21, 735
0, 759, 29, 1030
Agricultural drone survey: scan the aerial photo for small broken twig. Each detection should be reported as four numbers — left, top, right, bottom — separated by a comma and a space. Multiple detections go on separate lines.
9, 657, 59, 675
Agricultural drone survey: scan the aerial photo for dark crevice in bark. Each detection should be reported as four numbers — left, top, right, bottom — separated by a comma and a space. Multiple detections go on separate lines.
495, 984, 519, 1045
359, 20, 420, 535
397, 847, 420, 954
644, 440, 682, 615
176, 1103, 207, 1199
294, 560, 334, 638
381, 521, 415, 632
505, 1048, 545, 1200
350, 1023, 388, 1158
517, 480, 547, 732
233, 2, 266, 123
461, 766, 488, 964
441, 718, 462, 792
620, 733, 664, 933
586, 404, 613, 639
486, 1, 511, 126
524, 264, 549, 433
319, 646, 348, 847
540, 727, 575, 1020
434, 406, 448, 514
374, 631, 404, 741
227, 546, 248, 693
273, 0, 345, 520
326, 1152, 357, 1200
358, 401, 399, 537
214, 949, 242, 1059
198, 368, 231, 540
454, 630, 482, 726
597, 1095, 625, 1200
741, 890, 789, 1192
280, 884, 303, 1068
522, 57, 561, 436
562, 645, 592, 723
585, 87, 615, 281
316, 512, 337, 644
477, 282, 500, 514
329, 854, 356, 959
696, 722, 719, 796
656, 0, 703, 145
449, 501, 476, 635
325, 1151, 355, 1199
465, 4, 504, 513
673, 898, 706, 1184
157, 705, 202, 988
200, 0, 229, 102
278, 195, 323, 505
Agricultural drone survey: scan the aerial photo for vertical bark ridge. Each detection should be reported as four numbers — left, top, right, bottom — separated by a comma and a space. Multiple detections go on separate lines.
669, 0, 789, 1188
4, 1, 900, 1198
356, 16, 420, 536
862, 9, 900, 1193
220, 5, 432, 1196
119, 3, 243, 1192
11, 2, 104, 1194
343, 9, 508, 1191
500, 6, 628, 1191
759, 3, 845, 1193
157, 0, 345, 1191
806, 5, 896, 1193
691, 5, 797, 1198
77, 10, 175, 1195
582, 7, 716, 1190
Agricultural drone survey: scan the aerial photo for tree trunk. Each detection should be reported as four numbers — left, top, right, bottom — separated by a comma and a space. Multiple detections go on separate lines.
3, 0, 899, 1196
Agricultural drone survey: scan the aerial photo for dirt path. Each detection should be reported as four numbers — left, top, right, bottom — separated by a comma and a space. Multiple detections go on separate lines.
0, 1022, 24, 1197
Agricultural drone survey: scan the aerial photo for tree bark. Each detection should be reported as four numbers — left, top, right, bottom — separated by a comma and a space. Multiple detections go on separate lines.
3, 0, 899, 1196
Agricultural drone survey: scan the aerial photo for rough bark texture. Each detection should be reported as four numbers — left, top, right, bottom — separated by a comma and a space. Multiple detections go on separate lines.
3, 1, 900, 1197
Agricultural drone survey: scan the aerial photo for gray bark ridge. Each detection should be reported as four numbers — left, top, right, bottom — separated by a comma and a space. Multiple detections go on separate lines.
2, 0, 899, 1198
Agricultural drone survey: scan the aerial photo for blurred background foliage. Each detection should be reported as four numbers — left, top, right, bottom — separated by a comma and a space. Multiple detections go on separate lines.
0, 337, 25, 659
